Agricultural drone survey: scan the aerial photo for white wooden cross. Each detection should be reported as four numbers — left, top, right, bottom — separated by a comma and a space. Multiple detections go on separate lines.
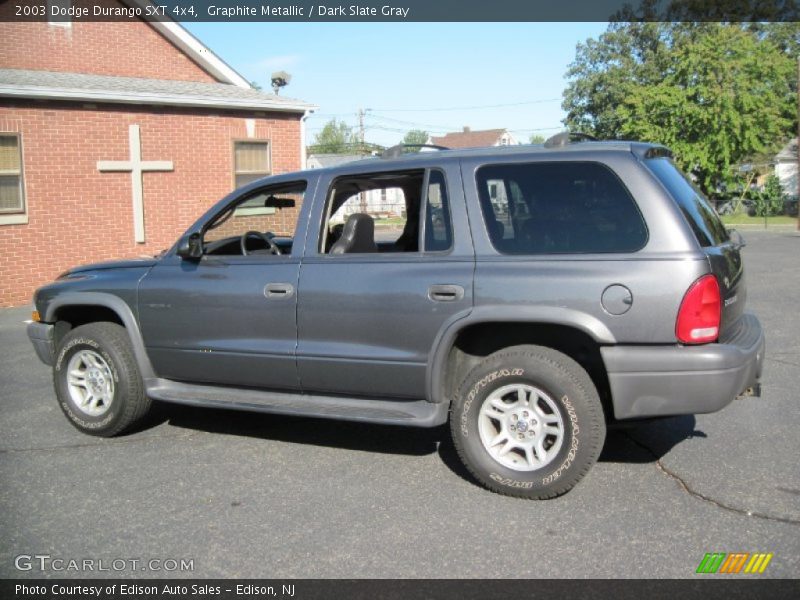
97, 124, 173, 243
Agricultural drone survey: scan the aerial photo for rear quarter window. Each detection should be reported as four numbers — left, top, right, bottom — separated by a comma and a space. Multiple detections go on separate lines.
645, 158, 729, 248
476, 161, 648, 254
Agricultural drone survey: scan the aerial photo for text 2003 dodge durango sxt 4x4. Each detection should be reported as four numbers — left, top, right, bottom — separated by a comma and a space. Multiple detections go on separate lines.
27, 136, 764, 499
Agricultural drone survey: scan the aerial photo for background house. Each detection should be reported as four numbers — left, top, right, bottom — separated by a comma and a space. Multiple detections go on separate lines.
429, 127, 517, 149
775, 138, 798, 198
0, 0, 315, 306
306, 154, 363, 171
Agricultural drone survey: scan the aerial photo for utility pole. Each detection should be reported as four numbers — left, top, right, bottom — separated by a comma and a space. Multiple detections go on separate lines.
797, 57, 799, 231
358, 107, 367, 213
358, 108, 366, 156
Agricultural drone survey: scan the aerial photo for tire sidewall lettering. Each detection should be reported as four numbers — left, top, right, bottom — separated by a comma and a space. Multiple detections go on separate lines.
461, 368, 524, 437
489, 473, 534, 489
55, 337, 100, 371
542, 395, 579, 486
458, 364, 584, 491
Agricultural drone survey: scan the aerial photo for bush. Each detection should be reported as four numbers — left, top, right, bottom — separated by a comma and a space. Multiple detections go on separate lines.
751, 175, 784, 217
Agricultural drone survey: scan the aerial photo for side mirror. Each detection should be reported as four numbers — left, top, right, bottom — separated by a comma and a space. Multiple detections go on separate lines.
176, 232, 203, 259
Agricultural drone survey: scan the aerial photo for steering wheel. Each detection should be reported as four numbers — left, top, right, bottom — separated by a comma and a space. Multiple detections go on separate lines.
240, 230, 282, 256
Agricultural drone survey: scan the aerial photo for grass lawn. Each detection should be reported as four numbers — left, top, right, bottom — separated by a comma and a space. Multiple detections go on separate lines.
374, 217, 406, 226
720, 214, 797, 226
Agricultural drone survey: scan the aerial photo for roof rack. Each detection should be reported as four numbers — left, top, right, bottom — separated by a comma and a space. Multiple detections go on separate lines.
543, 131, 598, 149
380, 144, 450, 159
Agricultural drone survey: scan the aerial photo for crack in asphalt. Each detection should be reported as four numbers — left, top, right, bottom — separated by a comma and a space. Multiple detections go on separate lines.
3, 420, 799, 528
0, 431, 196, 454
623, 432, 800, 527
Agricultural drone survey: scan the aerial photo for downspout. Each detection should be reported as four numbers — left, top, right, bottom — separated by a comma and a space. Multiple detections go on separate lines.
300, 109, 314, 170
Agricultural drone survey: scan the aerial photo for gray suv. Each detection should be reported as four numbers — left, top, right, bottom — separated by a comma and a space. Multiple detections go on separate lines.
27, 137, 764, 499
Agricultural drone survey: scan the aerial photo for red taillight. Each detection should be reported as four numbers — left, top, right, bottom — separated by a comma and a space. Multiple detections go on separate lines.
676, 274, 721, 344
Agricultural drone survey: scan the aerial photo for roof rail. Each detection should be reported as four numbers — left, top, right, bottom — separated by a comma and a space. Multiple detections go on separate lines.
543, 131, 598, 149
380, 144, 450, 159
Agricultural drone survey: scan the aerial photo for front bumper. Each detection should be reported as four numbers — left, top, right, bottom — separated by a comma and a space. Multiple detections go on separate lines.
27, 321, 55, 366
602, 313, 765, 420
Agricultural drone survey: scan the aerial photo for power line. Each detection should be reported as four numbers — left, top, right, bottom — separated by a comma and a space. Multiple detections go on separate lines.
311, 95, 562, 117
310, 103, 567, 135
367, 123, 446, 135
366, 115, 566, 136
310, 102, 693, 144
508, 126, 565, 133
314, 92, 734, 134
308, 112, 361, 118
367, 113, 456, 129
365, 114, 457, 133
367, 125, 420, 134
369, 97, 562, 112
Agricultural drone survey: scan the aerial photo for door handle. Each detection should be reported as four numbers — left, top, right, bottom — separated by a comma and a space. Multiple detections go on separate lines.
264, 283, 294, 299
428, 284, 464, 302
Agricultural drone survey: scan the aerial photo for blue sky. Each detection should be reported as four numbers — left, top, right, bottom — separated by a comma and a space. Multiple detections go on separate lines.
184, 22, 609, 146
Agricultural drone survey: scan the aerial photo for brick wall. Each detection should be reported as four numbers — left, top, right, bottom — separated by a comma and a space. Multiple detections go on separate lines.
0, 100, 302, 307
0, 5, 217, 83
208, 192, 305, 242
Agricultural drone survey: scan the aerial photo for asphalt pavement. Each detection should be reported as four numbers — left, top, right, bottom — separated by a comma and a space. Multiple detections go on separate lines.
1, 229, 798, 579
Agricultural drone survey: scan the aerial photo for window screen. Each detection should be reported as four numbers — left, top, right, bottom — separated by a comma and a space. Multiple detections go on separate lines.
0, 135, 25, 215
476, 162, 647, 254
234, 141, 270, 188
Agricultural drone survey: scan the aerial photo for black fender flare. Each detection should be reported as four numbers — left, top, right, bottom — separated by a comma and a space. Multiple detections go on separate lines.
44, 292, 156, 380
425, 305, 616, 404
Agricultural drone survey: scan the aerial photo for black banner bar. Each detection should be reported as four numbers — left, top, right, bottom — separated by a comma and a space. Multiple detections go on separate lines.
1, 0, 799, 23
3, 579, 800, 600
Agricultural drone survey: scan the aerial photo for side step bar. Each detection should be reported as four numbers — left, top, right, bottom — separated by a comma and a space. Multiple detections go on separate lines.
145, 378, 449, 428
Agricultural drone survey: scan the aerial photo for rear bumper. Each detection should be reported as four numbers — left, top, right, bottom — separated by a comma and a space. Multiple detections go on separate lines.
27, 321, 55, 366
602, 313, 765, 420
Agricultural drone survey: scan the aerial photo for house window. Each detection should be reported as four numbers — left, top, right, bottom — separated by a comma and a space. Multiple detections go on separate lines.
233, 141, 270, 189
0, 134, 27, 224
48, 0, 72, 28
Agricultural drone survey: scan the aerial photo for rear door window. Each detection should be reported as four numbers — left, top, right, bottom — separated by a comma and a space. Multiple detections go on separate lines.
645, 158, 729, 248
476, 162, 648, 254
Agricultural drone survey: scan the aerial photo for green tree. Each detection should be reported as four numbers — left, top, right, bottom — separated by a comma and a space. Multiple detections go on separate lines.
563, 22, 798, 195
529, 134, 546, 144
309, 119, 358, 154
401, 129, 429, 151
752, 174, 785, 217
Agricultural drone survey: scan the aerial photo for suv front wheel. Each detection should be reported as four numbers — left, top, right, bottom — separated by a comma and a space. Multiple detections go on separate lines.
53, 322, 151, 437
450, 345, 605, 499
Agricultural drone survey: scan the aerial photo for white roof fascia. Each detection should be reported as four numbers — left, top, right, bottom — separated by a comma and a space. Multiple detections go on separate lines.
0, 84, 316, 113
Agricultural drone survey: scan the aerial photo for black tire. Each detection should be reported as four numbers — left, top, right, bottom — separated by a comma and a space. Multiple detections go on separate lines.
53, 322, 150, 437
450, 345, 605, 499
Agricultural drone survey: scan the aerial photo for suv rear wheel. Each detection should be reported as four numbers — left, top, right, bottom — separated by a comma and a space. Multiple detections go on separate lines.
450, 345, 605, 499
53, 322, 150, 437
